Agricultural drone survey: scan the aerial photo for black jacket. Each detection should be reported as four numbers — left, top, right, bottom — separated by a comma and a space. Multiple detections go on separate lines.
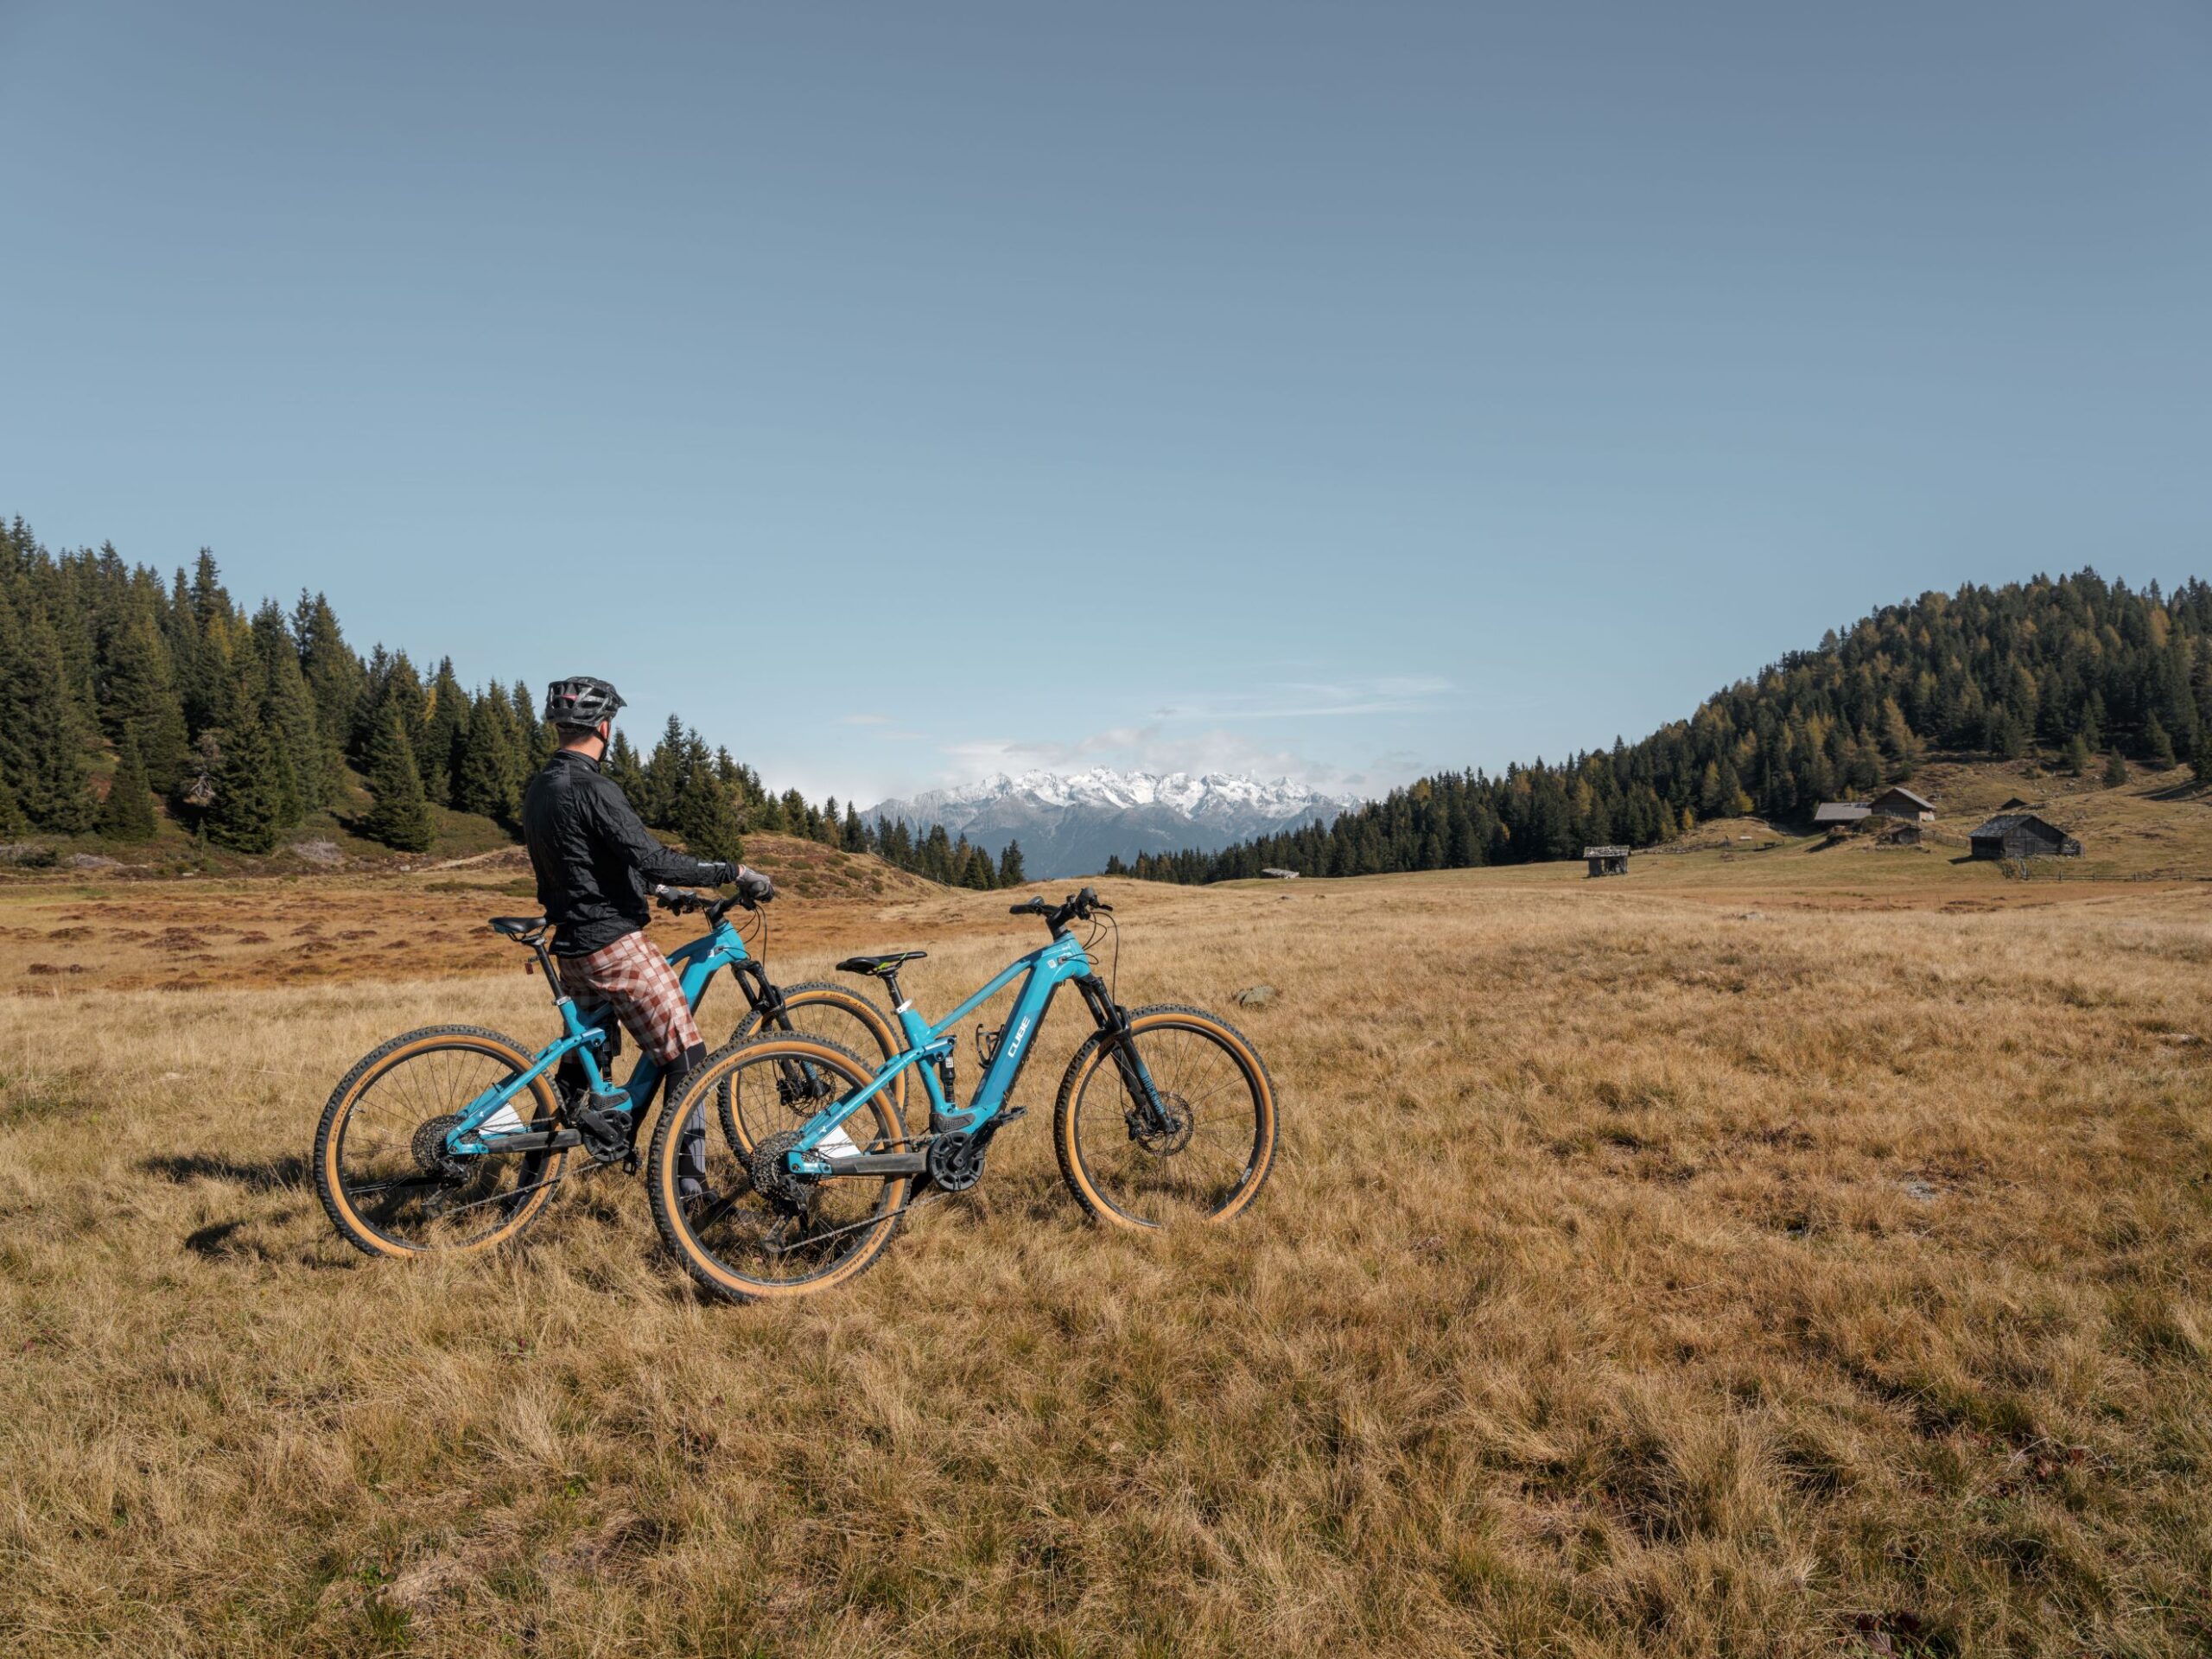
519, 750, 727, 956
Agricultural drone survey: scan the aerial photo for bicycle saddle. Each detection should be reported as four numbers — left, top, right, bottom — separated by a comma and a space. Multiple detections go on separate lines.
488, 916, 548, 941
835, 950, 927, 977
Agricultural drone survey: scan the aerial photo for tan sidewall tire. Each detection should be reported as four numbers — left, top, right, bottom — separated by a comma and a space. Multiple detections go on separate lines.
650, 1033, 911, 1303
727, 982, 908, 1146
315, 1027, 567, 1260
1053, 1006, 1278, 1231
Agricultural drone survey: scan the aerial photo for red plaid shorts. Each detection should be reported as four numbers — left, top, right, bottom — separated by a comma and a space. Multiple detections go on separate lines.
556, 931, 702, 1065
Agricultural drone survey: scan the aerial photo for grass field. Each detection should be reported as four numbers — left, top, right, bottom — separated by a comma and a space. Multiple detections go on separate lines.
5, 778, 2212, 1656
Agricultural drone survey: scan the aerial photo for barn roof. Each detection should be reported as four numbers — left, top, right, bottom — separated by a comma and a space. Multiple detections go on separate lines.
1582, 846, 1630, 858
1872, 785, 1936, 810
1814, 803, 1871, 823
1969, 812, 2069, 839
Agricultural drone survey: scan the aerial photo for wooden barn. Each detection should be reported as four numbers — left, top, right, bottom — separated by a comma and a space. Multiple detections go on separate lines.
1584, 845, 1630, 877
1869, 785, 1936, 822
1814, 802, 1871, 827
1968, 813, 2081, 860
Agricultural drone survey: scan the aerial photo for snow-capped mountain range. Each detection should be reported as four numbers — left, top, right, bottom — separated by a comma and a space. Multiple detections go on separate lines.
861, 768, 1363, 879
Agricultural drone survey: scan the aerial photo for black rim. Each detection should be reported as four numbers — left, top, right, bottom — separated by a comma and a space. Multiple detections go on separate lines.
1073, 1021, 1264, 1226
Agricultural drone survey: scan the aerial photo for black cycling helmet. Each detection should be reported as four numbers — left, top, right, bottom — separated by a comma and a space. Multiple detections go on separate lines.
543, 676, 626, 732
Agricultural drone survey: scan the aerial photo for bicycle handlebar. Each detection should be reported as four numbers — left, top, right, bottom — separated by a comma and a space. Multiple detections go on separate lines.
653, 884, 759, 923
1010, 887, 1113, 931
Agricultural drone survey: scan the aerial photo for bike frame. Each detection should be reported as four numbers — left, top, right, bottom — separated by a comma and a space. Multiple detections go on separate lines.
783, 930, 1164, 1174
442, 917, 756, 1156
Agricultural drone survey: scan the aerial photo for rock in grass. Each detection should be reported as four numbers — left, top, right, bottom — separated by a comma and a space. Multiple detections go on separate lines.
1235, 984, 1277, 1009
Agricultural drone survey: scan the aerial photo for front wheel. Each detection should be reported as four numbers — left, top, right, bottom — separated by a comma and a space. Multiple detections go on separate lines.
315, 1025, 567, 1258
1054, 1005, 1278, 1230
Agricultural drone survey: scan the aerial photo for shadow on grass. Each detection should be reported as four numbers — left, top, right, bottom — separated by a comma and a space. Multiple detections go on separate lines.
140, 1151, 312, 1192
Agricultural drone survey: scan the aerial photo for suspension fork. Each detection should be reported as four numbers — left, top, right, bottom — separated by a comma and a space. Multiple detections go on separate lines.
729, 959, 834, 1103
1075, 975, 1170, 1131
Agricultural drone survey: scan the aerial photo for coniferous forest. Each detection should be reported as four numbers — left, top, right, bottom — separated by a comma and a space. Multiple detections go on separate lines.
1127, 569, 2212, 883
0, 518, 1020, 887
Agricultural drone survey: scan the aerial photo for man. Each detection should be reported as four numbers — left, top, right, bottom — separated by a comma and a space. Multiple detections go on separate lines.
519, 675, 772, 1191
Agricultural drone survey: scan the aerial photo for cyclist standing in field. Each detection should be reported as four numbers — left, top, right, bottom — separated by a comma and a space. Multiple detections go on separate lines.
520, 676, 773, 1191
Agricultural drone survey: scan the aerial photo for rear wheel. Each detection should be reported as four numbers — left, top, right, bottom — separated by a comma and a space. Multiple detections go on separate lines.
721, 980, 906, 1152
315, 1026, 567, 1258
651, 1034, 909, 1303
1054, 1006, 1277, 1230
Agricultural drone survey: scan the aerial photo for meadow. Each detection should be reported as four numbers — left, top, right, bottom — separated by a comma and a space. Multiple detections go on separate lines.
4, 804, 2212, 1656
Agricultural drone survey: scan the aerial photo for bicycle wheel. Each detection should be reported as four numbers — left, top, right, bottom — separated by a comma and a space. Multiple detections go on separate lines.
315, 1025, 568, 1259
1054, 1004, 1278, 1230
649, 1033, 909, 1303
722, 980, 906, 1151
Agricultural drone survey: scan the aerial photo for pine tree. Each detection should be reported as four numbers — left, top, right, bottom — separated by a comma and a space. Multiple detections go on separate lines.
676, 762, 744, 864
0, 760, 22, 840
99, 726, 159, 842
206, 702, 283, 853
997, 839, 1026, 886
2146, 713, 2177, 769
360, 708, 435, 852
422, 658, 469, 805
11, 609, 97, 833
250, 601, 322, 823
641, 715, 687, 828
2063, 733, 2092, 775
2103, 749, 2130, 788
453, 693, 521, 818
2194, 721, 2212, 787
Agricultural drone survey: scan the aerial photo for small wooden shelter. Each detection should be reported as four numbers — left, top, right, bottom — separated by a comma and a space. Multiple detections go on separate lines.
1968, 813, 2081, 860
1869, 785, 1936, 822
1814, 802, 1871, 827
1584, 845, 1630, 878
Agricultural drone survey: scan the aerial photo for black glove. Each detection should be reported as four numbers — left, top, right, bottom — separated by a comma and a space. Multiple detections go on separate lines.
709, 862, 774, 903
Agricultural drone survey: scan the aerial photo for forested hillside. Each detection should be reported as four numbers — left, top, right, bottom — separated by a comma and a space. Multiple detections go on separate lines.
1129, 569, 2212, 882
0, 518, 1020, 886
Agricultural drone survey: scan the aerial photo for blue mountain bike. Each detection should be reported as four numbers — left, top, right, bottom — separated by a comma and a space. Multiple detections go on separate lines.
314, 887, 904, 1259
646, 887, 1279, 1303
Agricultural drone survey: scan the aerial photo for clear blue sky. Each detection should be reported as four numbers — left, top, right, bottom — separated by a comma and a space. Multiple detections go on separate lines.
4, 2, 2208, 805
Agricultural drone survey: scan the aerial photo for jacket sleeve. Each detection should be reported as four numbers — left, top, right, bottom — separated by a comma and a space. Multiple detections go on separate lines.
588, 776, 728, 887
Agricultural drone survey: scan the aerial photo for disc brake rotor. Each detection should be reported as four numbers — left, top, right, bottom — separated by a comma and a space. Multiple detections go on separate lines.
1131, 1091, 1195, 1156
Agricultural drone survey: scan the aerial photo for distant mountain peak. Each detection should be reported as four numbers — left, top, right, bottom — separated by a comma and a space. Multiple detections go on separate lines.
861, 768, 1361, 879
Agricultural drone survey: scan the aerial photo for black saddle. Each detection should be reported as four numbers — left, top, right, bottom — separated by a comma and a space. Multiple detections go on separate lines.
836, 950, 927, 977
489, 916, 549, 941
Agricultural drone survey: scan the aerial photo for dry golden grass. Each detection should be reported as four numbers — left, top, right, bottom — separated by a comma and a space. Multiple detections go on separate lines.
6, 832, 2212, 1655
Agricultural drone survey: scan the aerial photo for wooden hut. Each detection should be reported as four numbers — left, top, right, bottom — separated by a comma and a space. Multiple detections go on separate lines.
1869, 785, 1936, 822
1584, 845, 1630, 878
1814, 802, 1871, 827
1968, 813, 2081, 860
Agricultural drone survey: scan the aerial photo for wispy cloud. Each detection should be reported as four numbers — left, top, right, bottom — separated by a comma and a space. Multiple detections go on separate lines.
1148, 675, 1453, 722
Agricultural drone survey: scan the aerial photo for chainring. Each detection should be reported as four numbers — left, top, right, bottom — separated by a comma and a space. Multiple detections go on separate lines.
410, 1113, 470, 1181
747, 1128, 815, 1214
1130, 1090, 1195, 1156
925, 1130, 986, 1192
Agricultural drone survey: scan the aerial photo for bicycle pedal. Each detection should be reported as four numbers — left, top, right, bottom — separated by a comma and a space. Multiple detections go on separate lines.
622, 1149, 639, 1176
